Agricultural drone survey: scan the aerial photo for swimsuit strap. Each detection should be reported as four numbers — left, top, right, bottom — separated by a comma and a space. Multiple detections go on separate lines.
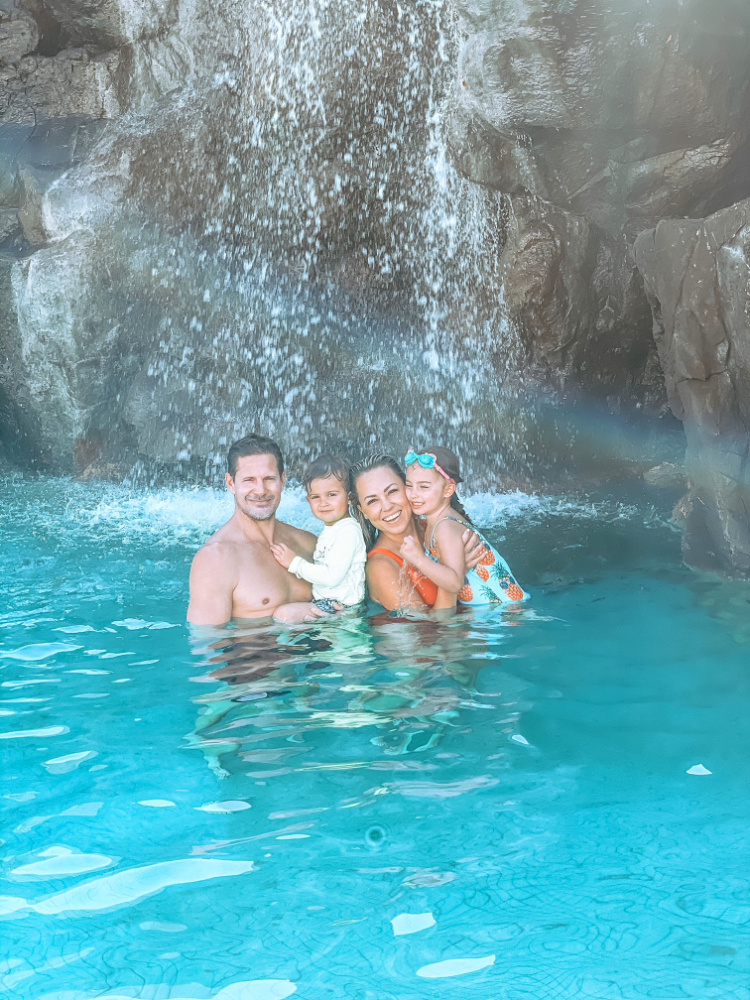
429, 515, 467, 554
367, 546, 437, 607
368, 546, 404, 566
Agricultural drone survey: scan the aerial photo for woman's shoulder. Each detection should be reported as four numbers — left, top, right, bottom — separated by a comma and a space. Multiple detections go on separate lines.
367, 545, 401, 565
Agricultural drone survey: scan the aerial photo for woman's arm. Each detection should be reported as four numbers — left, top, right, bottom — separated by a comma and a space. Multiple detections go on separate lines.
366, 554, 428, 612
401, 522, 466, 593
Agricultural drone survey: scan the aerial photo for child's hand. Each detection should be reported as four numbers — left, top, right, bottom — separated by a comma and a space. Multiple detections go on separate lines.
400, 535, 423, 566
270, 542, 295, 569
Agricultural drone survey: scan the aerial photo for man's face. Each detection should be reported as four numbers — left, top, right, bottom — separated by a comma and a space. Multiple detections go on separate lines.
227, 453, 285, 522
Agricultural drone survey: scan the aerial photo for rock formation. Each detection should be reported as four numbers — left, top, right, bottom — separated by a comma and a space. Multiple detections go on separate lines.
445, 0, 750, 575
1, 0, 749, 573
635, 203, 750, 576
1, 0, 521, 479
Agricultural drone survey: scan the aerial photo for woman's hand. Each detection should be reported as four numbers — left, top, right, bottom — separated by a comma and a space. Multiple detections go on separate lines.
462, 528, 486, 570
400, 535, 425, 567
270, 541, 295, 569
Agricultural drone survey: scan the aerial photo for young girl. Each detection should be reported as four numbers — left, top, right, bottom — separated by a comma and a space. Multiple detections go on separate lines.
400, 446, 529, 610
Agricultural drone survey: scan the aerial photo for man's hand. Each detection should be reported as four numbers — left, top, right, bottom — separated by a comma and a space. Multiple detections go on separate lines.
270, 541, 295, 570
400, 535, 424, 566
462, 527, 486, 570
273, 601, 330, 624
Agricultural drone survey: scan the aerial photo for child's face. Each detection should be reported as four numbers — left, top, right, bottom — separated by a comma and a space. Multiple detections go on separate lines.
405, 465, 452, 517
307, 475, 350, 525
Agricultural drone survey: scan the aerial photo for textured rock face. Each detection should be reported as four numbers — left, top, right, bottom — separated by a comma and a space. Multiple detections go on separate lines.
1, 0, 518, 477
444, 0, 750, 573
635, 202, 750, 577
1, 0, 748, 572
445, 0, 750, 402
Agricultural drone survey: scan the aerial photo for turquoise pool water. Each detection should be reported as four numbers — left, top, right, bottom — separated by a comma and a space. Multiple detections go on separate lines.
2, 476, 749, 1000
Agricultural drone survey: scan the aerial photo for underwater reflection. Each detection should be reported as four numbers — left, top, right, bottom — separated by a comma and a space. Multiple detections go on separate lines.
186, 608, 532, 779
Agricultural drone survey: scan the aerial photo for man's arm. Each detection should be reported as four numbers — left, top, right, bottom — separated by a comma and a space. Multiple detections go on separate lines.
187, 544, 237, 625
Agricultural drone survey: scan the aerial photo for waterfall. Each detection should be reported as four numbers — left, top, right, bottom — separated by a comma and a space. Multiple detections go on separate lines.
6, 0, 523, 481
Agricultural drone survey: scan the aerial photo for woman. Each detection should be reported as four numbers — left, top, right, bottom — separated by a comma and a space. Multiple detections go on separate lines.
349, 454, 482, 612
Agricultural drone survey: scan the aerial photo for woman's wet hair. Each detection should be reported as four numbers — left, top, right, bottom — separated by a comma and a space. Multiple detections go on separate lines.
303, 454, 350, 493
348, 454, 405, 550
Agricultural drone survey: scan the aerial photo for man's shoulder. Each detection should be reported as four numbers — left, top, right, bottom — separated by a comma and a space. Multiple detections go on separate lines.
191, 535, 239, 575
191, 522, 252, 571
276, 519, 316, 545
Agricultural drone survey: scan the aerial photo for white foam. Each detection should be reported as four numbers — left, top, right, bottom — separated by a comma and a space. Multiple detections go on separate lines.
12, 847, 116, 878
687, 764, 712, 775
0, 858, 255, 917
0, 643, 82, 662
391, 911, 435, 936
417, 955, 495, 978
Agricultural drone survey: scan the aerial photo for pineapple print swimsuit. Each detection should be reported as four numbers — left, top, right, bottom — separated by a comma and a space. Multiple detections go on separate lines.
427, 516, 530, 606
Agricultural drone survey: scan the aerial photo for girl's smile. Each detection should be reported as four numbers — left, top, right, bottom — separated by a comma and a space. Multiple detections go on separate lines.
405, 467, 452, 518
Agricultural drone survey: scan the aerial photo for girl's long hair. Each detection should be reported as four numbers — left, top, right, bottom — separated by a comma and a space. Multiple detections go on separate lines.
348, 454, 405, 551
449, 493, 472, 523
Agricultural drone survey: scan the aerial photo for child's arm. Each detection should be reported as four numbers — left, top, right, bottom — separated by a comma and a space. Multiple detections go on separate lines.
401, 522, 466, 594
279, 521, 364, 589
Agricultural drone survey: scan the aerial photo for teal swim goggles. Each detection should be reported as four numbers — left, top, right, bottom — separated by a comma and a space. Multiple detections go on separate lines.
404, 449, 454, 483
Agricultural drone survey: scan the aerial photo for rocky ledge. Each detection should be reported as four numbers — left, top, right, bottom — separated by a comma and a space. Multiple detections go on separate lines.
446, 0, 750, 576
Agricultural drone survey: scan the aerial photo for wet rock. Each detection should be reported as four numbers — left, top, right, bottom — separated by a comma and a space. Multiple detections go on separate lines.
445, 0, 750, 402
21, 0, 174, 48
1, 47, 121, 125
643, 462, 686, 490
0, 10, 39, 66
635, 199, 750, 577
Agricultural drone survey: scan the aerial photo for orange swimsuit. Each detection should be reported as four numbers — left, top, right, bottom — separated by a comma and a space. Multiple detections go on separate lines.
368, 547, 439, 607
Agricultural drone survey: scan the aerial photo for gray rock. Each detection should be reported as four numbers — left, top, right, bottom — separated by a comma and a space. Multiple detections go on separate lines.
643, 462, 686, 490
635, 199, 750, 577
21, 0, 175, 47
1, 48, 121, 125
0, 10, 38, 67
445, 0, 750, 404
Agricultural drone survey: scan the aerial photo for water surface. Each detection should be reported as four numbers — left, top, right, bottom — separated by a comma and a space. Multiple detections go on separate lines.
1, 476, 749, 999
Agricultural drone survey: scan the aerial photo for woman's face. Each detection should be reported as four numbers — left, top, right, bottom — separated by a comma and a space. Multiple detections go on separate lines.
355, 466, 413, 536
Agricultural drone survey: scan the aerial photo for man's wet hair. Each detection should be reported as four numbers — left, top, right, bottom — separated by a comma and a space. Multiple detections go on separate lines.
227, 434, 284, 478
303, 454, 351, 493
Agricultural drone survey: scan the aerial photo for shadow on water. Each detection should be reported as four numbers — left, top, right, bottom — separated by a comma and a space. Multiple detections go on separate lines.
186, 607, 535, 783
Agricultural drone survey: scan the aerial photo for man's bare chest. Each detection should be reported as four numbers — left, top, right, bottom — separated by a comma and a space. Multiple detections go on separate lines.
232, 545, 311, 616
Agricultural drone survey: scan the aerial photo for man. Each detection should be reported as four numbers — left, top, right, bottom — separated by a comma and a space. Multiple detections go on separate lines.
187, 434, 326, 625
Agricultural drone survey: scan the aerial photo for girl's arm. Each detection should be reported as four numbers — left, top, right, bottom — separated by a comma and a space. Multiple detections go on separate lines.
274, 522, 364, 589
401, 522, 466, 593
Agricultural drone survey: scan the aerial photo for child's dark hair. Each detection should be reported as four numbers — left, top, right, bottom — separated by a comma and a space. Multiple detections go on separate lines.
422, 444, 473, 524
303, 454, 350, 493
348, 453, 405, 550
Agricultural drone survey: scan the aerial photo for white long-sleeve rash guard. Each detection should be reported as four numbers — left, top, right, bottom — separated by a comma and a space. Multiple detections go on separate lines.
288, 517, 367, 606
